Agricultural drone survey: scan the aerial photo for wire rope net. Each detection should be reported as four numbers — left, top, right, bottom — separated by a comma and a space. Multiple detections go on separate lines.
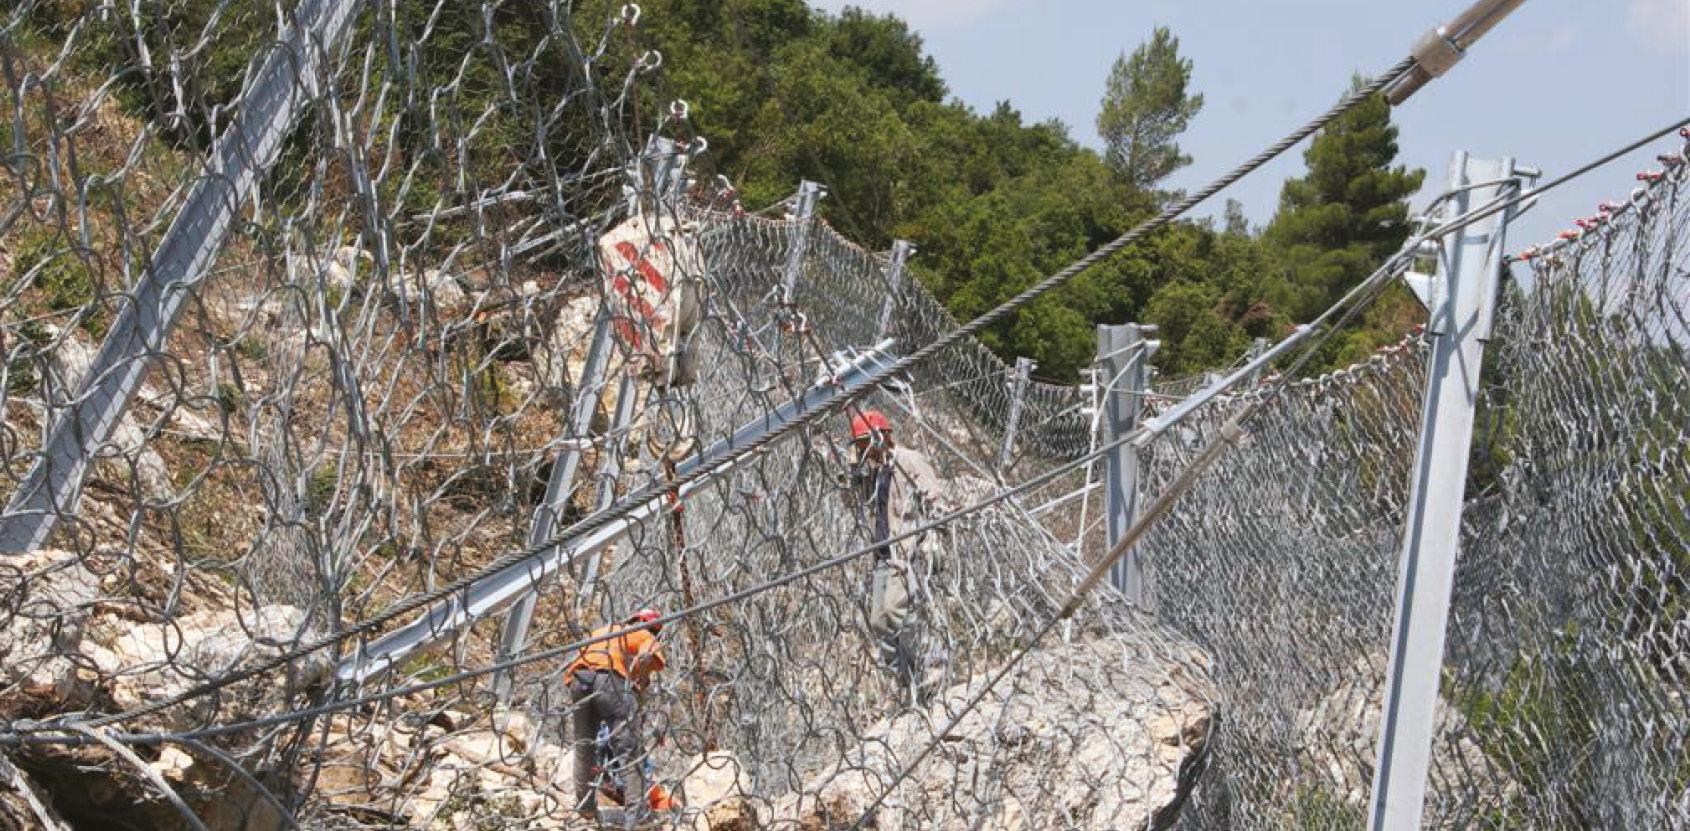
0, 3, 1213, 828
2, 0, 1684, 828
1133, 139, 1690, 830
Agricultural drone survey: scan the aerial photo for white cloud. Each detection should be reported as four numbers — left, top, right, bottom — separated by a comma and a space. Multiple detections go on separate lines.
1628, 0, 1690, 52
810, 0, 1016, 29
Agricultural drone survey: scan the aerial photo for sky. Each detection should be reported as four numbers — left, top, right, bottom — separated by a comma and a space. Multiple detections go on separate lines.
810, 0, 1690, 250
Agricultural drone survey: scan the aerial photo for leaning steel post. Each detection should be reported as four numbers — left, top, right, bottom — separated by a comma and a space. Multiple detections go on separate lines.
1367, 152, 1529, 830
0, 0, 363, 553
494, 136, 688, 700
491, 311, 614, 702
780, 181, 824, 305
996, 356, 1035, 475
1098, 323, 1155, 602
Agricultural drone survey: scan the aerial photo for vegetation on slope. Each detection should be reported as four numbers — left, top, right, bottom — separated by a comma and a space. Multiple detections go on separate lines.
22, 0, 1425, 382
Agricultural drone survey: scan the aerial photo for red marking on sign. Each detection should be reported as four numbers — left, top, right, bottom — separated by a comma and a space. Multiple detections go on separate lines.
615, 241, 668, 293
612, 316, 643, 350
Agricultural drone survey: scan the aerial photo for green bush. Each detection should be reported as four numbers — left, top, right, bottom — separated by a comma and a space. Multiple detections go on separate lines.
1289, 785, 1364, 831
13, 232, 106, 336
4, 320, 52, 396
306, 466, 339, 514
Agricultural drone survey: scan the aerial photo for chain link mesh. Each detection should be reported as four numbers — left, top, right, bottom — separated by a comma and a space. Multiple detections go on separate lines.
1137, 333, 1430, 829
1428, 150, 1690, 829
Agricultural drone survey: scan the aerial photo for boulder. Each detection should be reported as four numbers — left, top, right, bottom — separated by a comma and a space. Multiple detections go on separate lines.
772, 636, 1214, 830
320, 246, 372, 294
418, 267, 467, 312
81, 604, 330, 731
0, 549, 101, 708
679, 751, 758, 830
536, 293, 603, 392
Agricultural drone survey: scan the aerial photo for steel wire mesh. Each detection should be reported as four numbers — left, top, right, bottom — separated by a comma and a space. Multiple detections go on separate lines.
1428, 147, 1690, 830
0, 4, 1214, 828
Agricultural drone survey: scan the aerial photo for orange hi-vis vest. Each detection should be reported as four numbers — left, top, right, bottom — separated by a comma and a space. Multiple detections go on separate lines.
566, 625, 666, 690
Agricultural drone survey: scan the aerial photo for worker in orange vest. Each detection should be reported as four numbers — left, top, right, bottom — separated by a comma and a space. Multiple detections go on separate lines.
566, 609, 667, 826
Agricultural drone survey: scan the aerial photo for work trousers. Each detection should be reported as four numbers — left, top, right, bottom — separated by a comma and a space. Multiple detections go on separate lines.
569, 670, 646, 825
868, 558, 924, 697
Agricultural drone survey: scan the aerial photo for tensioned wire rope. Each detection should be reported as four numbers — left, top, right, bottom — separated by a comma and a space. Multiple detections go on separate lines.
6, 113, 1681, 753
10, 56, 1417, 737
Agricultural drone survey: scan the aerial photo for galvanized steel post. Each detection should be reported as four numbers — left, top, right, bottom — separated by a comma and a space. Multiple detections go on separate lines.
876, 240, 913, 342
576, 370, 642, 601
996, 357, 1035, 474
780, 181, 824, 305
494, 136, 689, 699
1368, 152, 1528, 831
0, 0, 363, 552
1098, 323, 1155, 602
1245, 336, 1269, 387
491, 312, 614, 701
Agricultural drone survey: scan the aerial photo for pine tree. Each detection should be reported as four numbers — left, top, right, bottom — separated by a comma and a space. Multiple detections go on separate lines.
1096, 27, 1204, 194
1262, 77, 1424, 323
1222, 198, 1250, 236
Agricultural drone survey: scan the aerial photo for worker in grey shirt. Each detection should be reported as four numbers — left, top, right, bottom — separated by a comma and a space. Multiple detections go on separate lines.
844, 409, 957, 706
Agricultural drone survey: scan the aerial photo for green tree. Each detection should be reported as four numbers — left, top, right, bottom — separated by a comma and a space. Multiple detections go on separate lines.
1222, 198, 1250, 237
1096, 26, 1204, 194
1261, 77, 1424, 327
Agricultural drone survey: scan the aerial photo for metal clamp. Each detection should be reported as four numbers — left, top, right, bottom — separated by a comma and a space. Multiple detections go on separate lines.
1385, 0, 1526, 105
1412, 27, 1465, 78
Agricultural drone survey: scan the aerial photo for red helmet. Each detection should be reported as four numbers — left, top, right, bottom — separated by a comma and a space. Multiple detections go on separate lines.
630, 608, 662, 632
849, 409, 893, 440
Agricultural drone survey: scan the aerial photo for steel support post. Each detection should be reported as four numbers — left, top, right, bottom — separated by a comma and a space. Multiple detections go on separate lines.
627, 135, 685, 216
1098, 324, 1155, 601
494, 138, 689, 698
492, 312, 614, 699
0, 0, 362, 552
1368, 153, 1526, 831
875, 240, 913, 341
996, 357, 1035, 474
576, 371, 642, 600
1245, 336, 1269, 387
780, 181, 823, 304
